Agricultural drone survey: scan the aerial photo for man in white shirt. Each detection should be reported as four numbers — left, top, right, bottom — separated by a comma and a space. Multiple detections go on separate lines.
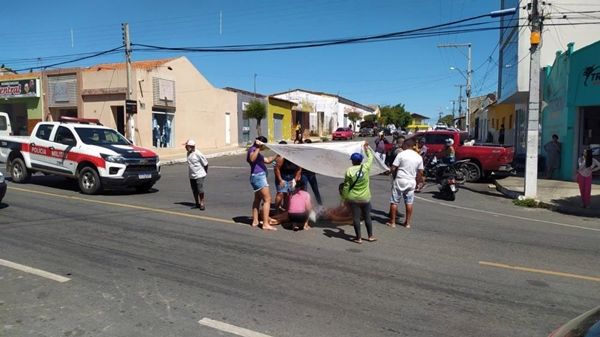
185, 139, 208, 210
386, 138, 424, 228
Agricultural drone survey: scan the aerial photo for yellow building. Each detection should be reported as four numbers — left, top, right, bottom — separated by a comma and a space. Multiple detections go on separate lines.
487, 103, 515, 144
267, 96, 295, 142
406, 113, 430, 132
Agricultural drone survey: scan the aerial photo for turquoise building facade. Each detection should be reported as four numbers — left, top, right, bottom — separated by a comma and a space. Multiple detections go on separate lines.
542, 41, 600, 181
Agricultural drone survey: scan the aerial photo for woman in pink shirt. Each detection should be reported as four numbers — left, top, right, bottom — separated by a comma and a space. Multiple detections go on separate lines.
287, 179, 313, 230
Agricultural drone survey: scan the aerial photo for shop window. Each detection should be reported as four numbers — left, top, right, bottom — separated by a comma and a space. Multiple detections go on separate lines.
152, 112, 175, 148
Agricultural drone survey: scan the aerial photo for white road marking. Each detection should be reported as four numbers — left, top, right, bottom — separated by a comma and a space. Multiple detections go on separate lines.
210, 165, 248, 169
198, 318, 273, 337
0, 258, 70, 283
415, 195, 600, 232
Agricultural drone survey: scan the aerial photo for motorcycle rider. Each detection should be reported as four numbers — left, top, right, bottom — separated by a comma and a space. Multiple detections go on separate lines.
441, 138, 456, 164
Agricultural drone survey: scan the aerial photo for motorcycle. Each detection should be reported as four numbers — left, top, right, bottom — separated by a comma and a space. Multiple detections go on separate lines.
437, 167, 459, 201
424, 156, 470, 201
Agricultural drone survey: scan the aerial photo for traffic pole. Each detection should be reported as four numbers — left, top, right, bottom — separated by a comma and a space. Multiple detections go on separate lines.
524, 0, 542, 198
122, 23, 135, 145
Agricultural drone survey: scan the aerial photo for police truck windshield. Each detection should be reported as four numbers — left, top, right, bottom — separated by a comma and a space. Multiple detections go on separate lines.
75, 128, 131, 145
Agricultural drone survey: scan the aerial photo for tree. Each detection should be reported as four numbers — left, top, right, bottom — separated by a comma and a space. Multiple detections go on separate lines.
347, 111, 361, 129
438, 114, 454, 127
363, 114, 377, 123
379, 104, 412, 128
244, 100, 267, 136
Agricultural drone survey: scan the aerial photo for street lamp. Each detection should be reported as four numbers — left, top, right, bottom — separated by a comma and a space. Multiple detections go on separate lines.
450, 66, 468, 81
438, 43, 472, 134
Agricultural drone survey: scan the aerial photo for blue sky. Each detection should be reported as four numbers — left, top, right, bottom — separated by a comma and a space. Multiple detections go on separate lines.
1, 0, 504, 121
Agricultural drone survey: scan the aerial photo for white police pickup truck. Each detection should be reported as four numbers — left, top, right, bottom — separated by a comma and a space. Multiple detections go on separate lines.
0, 117, 160, 194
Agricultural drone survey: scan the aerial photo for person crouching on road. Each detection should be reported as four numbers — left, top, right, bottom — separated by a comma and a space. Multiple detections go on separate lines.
247, 136, 278, 230
386, 138, 424, 229
185, 139, 208, 210
342, 141, 376, 244
274, 141, 302, 212
287, 179, 313, 231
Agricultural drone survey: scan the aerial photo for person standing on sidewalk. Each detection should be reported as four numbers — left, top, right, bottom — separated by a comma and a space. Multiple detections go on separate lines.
577, 148, 600, 208
386, 138, 424, 228
247, 136, 278, 230
342, 141, 376, 244
185, 139, 208, 210
544, 134, 561, 179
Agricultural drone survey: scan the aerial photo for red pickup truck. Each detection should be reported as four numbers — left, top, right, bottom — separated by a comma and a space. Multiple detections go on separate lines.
415, 130, 514, 181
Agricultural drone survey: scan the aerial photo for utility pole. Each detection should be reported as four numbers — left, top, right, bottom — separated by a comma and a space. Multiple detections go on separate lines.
524, 0, 542, 198
455, 84, 464, 128
253, 73, 257, 97
450, 100, 456, 119
438, 43, 472, 133
122, 23, 135, 145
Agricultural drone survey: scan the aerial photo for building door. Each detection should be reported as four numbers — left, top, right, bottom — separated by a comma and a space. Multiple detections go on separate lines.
225, 112, 231, 145
112, 106, 125, 135
274, 113, 283, 140
242, 118, 250, 144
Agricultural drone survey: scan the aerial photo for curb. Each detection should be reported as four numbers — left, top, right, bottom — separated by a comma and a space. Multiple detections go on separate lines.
160, 148, 246, 166
493, 180, 522, 199
494, 179, 600, 218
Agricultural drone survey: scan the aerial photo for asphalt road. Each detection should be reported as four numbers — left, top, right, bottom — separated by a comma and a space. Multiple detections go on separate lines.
1, 149, 599, 337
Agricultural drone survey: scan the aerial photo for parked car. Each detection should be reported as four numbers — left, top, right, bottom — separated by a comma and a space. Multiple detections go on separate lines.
0, 171, 6, 203
332, 127, 354, 140
414, 130, 515, 181
359, 127, 374, 137
548, 305, 600, 337
0, 112, 12, 137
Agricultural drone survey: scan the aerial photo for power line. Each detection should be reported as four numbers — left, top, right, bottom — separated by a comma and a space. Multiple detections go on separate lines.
12, 46, 124, 72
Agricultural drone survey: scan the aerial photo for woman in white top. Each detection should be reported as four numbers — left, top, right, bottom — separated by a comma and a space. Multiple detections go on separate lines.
576, 148, 600, 208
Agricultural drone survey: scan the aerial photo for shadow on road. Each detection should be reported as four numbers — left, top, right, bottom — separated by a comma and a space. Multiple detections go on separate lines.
322, 228, 355, 242
0, 203, 9, 209
174, 201, 196, 208
232, 216, 253, 225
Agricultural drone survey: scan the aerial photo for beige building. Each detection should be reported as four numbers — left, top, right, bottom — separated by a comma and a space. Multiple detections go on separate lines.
80, 57, 238, 152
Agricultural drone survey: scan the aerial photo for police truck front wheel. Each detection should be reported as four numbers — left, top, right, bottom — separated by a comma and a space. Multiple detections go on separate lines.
78, 166, 102, 195
10, 157, 31, 183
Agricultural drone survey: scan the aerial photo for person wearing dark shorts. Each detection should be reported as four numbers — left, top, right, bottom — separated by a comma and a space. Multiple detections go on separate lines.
185, 139, 208, 210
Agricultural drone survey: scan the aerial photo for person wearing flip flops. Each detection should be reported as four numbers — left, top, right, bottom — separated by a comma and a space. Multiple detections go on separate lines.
386, 138, 424, 229
342, 141, 376, 244
185, 139, 208, 210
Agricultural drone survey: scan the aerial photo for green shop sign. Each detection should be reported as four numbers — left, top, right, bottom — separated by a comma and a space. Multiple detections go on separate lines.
0, 78, 40, 98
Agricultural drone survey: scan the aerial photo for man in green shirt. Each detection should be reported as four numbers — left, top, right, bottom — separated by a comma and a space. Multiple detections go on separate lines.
342, 141, 376, 244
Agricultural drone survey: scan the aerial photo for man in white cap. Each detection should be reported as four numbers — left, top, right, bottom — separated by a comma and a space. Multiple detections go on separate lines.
185, 139, 208, 210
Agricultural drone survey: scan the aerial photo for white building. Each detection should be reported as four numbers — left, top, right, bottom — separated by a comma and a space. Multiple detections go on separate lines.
272, 89, 374, 136
497, 0, 600, 153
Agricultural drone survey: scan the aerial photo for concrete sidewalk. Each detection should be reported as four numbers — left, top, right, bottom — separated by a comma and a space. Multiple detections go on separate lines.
494, 176, 600, 217
156, 145, 247, 166
155, 136, 329, 166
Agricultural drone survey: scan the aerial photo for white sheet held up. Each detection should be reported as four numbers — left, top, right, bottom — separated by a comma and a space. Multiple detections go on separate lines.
266, 141, 388, 178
